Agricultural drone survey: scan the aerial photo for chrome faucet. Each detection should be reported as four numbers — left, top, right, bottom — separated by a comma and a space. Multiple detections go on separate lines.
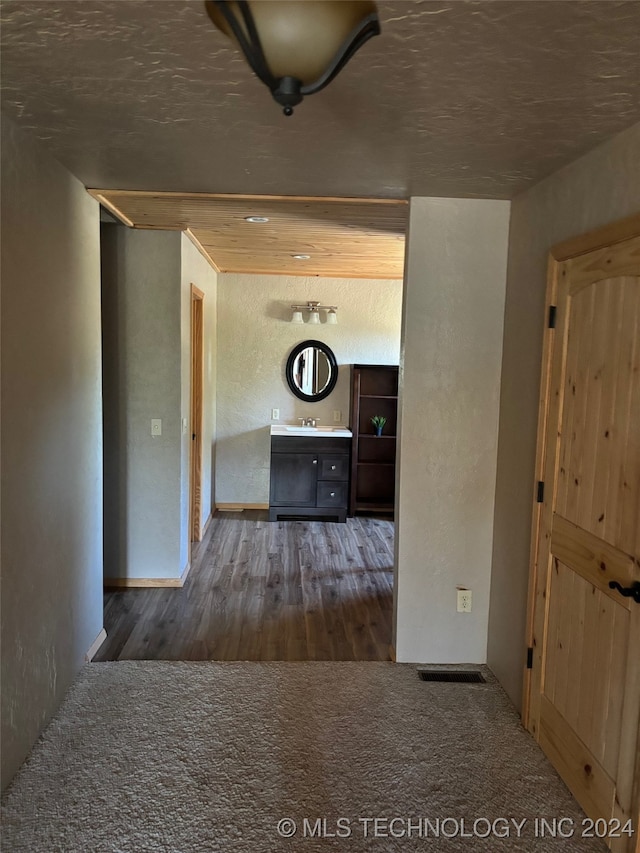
298, 417, 317, 427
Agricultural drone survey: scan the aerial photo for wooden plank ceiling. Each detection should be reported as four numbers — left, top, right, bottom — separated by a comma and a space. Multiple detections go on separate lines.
89, 190, 407, 279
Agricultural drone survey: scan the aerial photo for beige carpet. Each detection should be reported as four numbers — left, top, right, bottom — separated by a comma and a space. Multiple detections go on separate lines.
2, 662, 606, 852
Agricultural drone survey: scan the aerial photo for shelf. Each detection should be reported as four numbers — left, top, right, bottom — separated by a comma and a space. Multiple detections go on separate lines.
358, 434, 396, 439
360, 394, 398, 400
355, 501, 394, 513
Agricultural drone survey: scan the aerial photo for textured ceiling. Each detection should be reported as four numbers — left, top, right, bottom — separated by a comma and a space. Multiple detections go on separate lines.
2, 0, 640, 201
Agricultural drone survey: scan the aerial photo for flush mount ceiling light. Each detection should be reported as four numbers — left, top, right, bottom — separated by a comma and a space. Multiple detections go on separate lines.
290, 301, 338, 324
244, 215, 270, 223
205, 0, 381, 116
292, 253, 311, 260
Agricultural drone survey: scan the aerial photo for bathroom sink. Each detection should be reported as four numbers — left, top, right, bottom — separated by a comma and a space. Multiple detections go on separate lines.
271, 425, 352, 438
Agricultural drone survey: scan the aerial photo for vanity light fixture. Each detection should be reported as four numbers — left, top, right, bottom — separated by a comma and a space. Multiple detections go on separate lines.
244, 215, 270, 223
204, 0, 381, 116
290, 301, 338, 325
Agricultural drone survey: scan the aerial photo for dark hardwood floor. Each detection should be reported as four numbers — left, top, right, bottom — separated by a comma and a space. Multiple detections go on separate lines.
95, 511, 395, 662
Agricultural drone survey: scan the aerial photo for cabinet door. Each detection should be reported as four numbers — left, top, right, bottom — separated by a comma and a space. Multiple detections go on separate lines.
270, 452, 317, 506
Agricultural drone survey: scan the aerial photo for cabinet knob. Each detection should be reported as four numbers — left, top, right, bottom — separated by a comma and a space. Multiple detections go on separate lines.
330, 492, 336, 497
331, 465, 336, 470
312, 459, 318, 465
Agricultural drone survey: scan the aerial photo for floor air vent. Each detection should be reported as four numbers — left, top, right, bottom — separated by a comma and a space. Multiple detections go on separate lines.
418, 670, 485, 683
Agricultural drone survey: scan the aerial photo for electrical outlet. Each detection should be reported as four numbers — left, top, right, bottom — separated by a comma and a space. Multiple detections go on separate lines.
457, 589, 472, 613
151, 419, 162, 437
272, 408, 280, 420
333, 410, 341, 422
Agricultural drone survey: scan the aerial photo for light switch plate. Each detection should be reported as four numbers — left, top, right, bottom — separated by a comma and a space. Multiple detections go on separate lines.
272, 408, 280, 420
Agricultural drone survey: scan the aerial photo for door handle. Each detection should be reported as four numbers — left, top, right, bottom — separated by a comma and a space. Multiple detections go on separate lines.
312, 459, 318, 465
608, 581, 640, 603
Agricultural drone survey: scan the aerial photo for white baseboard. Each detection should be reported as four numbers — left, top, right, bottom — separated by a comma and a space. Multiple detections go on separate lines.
85, 628, 107, 661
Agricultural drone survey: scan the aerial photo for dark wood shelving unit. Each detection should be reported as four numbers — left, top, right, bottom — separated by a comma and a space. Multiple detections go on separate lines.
349, 364, 399, 516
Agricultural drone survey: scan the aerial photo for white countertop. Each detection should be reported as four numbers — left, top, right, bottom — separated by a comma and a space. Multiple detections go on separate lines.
270, 425, 352, 438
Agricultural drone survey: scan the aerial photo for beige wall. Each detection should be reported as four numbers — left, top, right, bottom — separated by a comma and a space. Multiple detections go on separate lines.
180, 234, 218, 561
102, 229, 219, 580
1, 119, 104, 789
487, 122, 640, 710
395, 197, 510, 663
215, 274, 402, 504
102, 227, 184, 580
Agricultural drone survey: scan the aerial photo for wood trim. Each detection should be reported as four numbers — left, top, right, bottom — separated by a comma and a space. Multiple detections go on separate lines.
190, 285, 204, 545
527, 257, 572, 739
185, 228, 221, 272
89, 191, 134, 227
85, 628, 107, 661
615, 618, 640, 851
522, 254, 558, 727
88, 189, 408, 206
104, 576, 185, 588
550, 212, 640, 261
215, 502, 269, 511
388, 645, 396, 662
215, 268, 403, 280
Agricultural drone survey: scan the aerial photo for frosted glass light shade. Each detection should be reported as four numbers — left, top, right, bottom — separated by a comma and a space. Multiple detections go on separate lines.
291, 310, 304, 324
308, 310, 321, 324
326, 308, 338, 324
206, 1, 380, 115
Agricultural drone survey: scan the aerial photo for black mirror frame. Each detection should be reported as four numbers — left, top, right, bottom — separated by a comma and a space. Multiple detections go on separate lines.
285, 340, 338, 403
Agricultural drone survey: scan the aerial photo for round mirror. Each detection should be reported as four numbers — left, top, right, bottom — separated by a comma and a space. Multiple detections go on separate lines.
285, 340, 338, 402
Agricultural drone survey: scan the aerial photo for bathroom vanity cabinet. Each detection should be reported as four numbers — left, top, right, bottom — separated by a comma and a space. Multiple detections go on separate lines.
269, 435, 351, 523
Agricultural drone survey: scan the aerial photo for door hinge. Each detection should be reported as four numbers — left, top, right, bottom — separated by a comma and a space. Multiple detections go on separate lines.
192, 433, 196, 441
548, 305, 557, 328
526, 647, 534, 669
536, 481, 545, 503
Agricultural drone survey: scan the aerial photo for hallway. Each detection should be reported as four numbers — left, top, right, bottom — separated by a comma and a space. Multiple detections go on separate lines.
96, 512, 394, 662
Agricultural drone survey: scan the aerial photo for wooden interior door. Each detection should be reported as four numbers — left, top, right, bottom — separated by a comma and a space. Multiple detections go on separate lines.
190, 285, 204, 544
526, 217, 640, 852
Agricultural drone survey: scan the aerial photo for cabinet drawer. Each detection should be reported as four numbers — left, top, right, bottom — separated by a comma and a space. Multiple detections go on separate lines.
317, 481, 348, 508
318, 454, 348, 481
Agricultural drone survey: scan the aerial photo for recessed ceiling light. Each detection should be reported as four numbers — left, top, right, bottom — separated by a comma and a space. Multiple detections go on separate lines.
292, 254, 311, 260
244, 216, 269, 223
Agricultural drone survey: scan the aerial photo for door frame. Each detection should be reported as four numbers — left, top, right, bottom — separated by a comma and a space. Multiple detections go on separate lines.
189, 284, 205, 544
522, 212, 640, 840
